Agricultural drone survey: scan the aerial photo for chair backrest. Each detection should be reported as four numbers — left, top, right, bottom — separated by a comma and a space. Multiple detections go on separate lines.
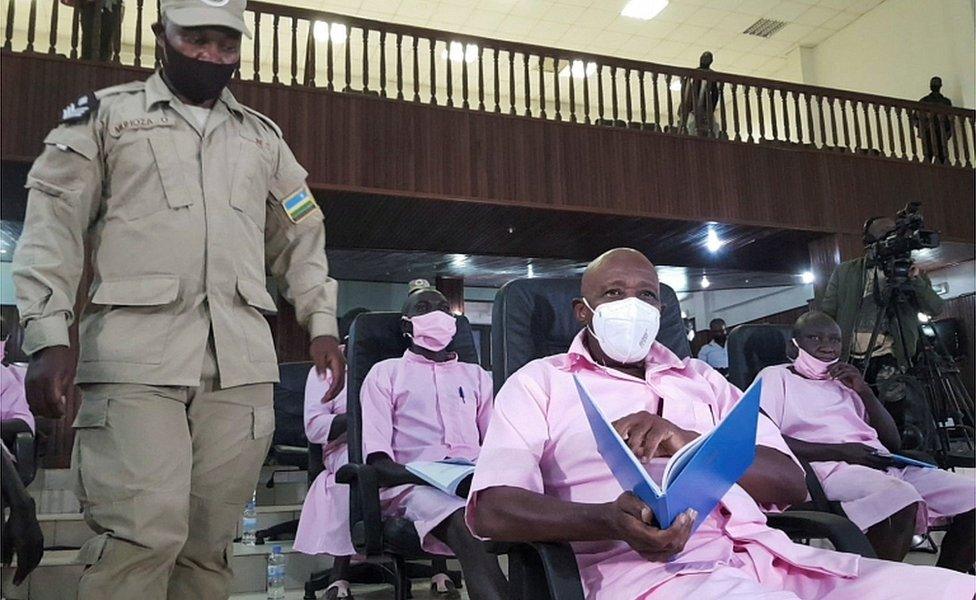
726, 324, 792, 390
273, 361, 314, 448
345, 311, 480, 464
491, 278, 690, 393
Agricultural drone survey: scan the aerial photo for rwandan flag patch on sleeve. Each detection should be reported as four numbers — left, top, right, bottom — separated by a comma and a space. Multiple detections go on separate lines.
281, 185, 318, 223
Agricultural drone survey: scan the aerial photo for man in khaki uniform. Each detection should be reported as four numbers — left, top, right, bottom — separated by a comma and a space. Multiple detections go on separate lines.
11, 1, 345, 598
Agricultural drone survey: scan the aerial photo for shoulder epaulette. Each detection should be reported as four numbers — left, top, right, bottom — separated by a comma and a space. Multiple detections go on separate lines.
241, 105, 283, 138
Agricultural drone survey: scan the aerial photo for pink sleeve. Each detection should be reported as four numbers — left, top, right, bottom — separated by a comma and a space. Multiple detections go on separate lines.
476, 368, 494, 443
465, 368, 549, 538
757, 368, 788, 429
360, 363, 396, 461
0, 365, 35, 434
303, 368, 346, 446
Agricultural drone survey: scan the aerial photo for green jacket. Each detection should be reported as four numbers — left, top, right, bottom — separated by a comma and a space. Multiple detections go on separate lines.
820, 257, 945, 366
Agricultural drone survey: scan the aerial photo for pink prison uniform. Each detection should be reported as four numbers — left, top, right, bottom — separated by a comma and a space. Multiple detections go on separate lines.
466, 332, 974, 599
361, 349, 493, 555
758, 364, 976, 533
1, 361, 35, 434
294, 368, 355, 556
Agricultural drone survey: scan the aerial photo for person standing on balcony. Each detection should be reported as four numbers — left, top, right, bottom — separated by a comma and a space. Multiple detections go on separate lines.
913, 76, 954, 165
11, 1, 346, 599
62, 0, 124, 61
678, 51, 722, 138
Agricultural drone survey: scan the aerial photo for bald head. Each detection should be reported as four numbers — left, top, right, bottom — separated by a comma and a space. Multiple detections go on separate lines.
793, 311, 842, 362
576, 248, 661, 325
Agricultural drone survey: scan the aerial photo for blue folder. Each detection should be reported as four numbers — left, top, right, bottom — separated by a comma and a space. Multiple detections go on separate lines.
882, 453, 938, 469
574, 375, 762, 532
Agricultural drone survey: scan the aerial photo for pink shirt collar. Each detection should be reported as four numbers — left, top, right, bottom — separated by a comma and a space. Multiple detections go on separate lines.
564, 329, 687, 383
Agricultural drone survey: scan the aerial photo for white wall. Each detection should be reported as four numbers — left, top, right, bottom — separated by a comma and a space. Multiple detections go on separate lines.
806, 0, 975, 109
678, 284, 815, 328
928, 260, 976, 300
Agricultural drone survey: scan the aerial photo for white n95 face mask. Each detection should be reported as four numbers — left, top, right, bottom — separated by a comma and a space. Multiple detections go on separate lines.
584, 297, 661, 364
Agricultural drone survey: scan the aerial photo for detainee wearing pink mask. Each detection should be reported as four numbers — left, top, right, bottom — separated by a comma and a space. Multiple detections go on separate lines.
758, 311, 975, 569
465, 248, 973, 599
359, 282, 507, 600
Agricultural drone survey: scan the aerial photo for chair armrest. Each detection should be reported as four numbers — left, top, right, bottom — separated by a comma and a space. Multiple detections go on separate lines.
336, 463, 384, 555
798, 457, 833, 513
14, 431, 36, 487
488, 541, 584, 600
766, 510, 877, 558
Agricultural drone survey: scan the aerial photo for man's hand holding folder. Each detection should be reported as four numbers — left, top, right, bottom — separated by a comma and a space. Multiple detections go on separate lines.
607, 492, 698, 562
613, 411, 700, 462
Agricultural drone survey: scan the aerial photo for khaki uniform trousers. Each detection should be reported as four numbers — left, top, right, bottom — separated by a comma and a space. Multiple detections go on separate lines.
72, 343, 274, 600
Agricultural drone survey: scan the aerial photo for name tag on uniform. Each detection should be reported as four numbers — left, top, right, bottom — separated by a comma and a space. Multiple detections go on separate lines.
110, 116, 174, 137
281, 185, 318, 224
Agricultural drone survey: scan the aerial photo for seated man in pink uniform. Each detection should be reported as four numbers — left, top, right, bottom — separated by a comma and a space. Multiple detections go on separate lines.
360, 284, 507, 600
1, 320, 35, 447
295, 359, 460, 599
758, 311, 975, 570
466, 248, 974, 599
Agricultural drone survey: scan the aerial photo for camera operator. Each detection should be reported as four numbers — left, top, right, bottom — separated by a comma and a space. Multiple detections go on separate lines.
821, 214, 944, 383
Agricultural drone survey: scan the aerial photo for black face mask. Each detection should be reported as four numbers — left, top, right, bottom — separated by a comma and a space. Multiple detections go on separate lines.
160, 33, 238, 104
714, 334, 727, 345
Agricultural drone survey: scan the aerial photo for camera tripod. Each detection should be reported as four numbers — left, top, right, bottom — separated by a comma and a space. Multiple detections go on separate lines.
858, 272, 975, 468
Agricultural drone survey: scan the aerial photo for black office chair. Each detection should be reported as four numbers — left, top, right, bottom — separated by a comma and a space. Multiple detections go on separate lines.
334, 312, 472, 600
726, 324, 876, 556
254, 361, 315, 545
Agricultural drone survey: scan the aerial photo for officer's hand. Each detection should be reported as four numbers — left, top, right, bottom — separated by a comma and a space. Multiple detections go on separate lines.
612, 411, 699, 462
1, 496, 44, 585
607, 492, 695, 562
24, 345, 76, 418
310, 336, 345, 402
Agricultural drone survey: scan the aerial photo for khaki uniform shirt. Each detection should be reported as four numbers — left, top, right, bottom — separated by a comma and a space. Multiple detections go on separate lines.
12, 73, 338, 388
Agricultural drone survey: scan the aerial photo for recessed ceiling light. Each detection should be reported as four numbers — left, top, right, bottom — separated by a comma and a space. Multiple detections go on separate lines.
621, 0, 669, 21
705, 228, 723, 253
443, 41, 479, 63
313, 22, 347, 44
917, 312, 931, 323
527, 263, 535, 278
700, 275, 711, 289
800, 271, 815, 284
559, 60, 597, 78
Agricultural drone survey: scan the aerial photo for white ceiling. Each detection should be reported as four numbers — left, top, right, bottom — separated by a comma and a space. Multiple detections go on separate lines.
284, 0, 887, 78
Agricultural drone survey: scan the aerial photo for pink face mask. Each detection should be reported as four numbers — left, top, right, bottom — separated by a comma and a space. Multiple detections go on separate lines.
791, 339, 838, 380
405, 311, 457, 352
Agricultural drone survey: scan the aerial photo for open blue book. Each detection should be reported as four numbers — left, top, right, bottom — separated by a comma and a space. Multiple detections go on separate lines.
574, 375, 762, 532
406, 458, 476, 495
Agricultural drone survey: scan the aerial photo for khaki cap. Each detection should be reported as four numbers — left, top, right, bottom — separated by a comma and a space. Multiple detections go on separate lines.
160, 0, 252, 38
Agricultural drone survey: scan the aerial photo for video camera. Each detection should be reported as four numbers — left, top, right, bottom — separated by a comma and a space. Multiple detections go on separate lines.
866, 202, 941, 283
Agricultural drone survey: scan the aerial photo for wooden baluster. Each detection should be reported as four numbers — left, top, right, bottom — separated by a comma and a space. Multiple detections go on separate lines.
665, 73, 674, 131
909, 107, 921, 161
508, 50, 515, 115
48, 0, 59, 54
804, 93, 814, 147
477, 46, 485, 110
777, 89, 787, 141
395, 33, 403, 100
768, 88, 779, 141
895, 106, 908, 160
757, 87, 766, 141
718, 81, 727, 138
325, 22, 336, 90
582, 64, 590, 124
429, 38, 436, 104
553, 57, 561, 121
445, 42, 453, 107
853, 101, 864, 152
271, 15, 280, 84
71, 4, 80, 59
134, 0, 144, 65
568, 62, 576, 123
731, 83, 740, 142
652, 72, 660, 130
492, 47, 500, 112
927, 110, 940, 163
379, 30, 387, 98
884, 105, 896, 158
743, 85, 753, 142
26, 0, 36, 52
252, 12, 261, 81
597, 65, 605, 123
830, 98, 840, 149
797, 91, 807, 144
462, 44, 470, 109
291, 18, 298, 86
624, 68, 633, 124
639, 71, 647, 128
841, 100, 852, 151
362, 28, 369, 92
111, 1, 121, 62
412, 37, 420, 101
946, 114, 961, 166
537, 55, 546, 118
3, 0, 14, 51
872, 103, 882, 154
610, 67, 619, 123
305, 26, 316, 86
960, 116, 972, 167
815, 96, 826, 148
523, 53, 531, 116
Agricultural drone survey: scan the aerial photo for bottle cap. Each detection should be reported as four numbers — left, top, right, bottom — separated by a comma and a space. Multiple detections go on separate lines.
272, 545, 282, 553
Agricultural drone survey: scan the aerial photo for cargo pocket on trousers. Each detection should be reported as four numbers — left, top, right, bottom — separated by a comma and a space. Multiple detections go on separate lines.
251, 405, 275, 441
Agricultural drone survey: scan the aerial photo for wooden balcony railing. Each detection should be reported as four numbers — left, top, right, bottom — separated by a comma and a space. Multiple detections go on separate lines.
3, 0, 974, 169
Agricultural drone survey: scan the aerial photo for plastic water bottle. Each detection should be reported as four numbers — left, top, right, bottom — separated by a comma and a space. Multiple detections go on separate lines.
267, 545, 286, 599
242, 491, 258, 546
